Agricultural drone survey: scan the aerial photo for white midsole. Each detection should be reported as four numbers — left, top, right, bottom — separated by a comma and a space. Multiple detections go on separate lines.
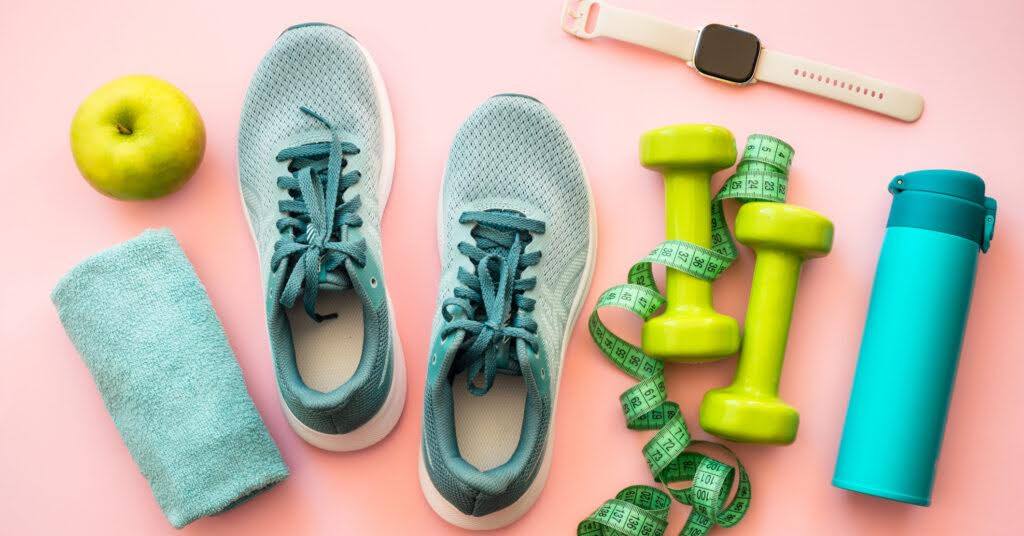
420, 108, 598, 530
238, 26, 404, 450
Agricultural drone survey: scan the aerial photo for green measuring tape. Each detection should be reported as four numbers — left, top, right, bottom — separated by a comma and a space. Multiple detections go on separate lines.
579, 135, 793, 536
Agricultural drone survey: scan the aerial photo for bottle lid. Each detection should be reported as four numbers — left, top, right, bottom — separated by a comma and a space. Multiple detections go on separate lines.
888, 170, 997, 252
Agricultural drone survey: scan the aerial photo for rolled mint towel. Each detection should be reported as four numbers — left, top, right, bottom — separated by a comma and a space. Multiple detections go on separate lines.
51, 228, 288, 528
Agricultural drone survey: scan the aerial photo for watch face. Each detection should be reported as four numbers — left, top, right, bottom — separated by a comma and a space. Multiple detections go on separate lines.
694, 24, 761, 84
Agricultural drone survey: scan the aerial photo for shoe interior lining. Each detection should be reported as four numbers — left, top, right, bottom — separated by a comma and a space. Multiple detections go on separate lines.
452, 373, 526, 471
287, 291, 364, 393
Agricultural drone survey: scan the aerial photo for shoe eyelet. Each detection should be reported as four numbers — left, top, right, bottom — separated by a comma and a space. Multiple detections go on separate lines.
370, 277, 378, 288
431, 354, 437, 365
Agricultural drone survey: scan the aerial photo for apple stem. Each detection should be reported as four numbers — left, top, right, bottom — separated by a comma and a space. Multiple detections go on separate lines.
116, 123, 132, 135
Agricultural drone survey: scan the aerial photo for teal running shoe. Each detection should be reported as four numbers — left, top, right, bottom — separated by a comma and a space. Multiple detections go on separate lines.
238, 23, 405, 451
419, 95, 596, 529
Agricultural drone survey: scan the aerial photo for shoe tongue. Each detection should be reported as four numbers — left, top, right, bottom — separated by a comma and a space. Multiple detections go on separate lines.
317, 266, 352, 291
492, 343, 522, 377
450, 341, 523, 380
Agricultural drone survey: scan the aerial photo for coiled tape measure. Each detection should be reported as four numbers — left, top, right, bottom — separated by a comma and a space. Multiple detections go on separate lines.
580, 135, 792, 536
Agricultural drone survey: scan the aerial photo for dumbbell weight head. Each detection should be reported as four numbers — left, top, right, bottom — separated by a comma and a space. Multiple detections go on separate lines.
700, 386, 801, 444
734, 203, 833, 258
640, 124, 737, 172
642, 308, 741, 361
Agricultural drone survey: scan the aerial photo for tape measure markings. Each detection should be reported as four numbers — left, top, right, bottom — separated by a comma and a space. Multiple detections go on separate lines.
579, 135, 792, 536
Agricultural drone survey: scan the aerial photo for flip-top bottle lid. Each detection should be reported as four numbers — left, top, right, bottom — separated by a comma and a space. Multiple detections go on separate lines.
887, 170, 997, 252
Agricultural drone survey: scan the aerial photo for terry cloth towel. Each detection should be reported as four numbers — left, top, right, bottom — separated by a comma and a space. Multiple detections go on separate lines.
51, 228, 289, 529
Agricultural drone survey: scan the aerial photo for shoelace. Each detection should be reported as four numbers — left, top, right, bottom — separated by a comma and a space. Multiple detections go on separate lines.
441, 210, 546, 395
271, 106, 366, 322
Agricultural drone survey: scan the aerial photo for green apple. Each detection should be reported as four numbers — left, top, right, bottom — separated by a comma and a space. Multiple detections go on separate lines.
70, 75, 205, 200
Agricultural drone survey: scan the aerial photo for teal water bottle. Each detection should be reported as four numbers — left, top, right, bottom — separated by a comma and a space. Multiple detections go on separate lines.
833, 169, 997, 505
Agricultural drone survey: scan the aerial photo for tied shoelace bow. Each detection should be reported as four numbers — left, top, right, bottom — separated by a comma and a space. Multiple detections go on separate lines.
442, 211, 546, 396
271, 107, 366, 322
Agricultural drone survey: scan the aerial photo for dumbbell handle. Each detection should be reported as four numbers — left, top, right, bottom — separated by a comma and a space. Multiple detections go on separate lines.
663, 169, 714, 311
733, 249, 802, 395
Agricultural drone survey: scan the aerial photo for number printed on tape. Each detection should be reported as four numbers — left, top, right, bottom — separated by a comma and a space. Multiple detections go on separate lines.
579, 135, 792, 536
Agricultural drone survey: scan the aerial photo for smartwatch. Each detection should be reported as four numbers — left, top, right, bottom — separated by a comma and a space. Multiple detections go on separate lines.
561, 0, 924, 122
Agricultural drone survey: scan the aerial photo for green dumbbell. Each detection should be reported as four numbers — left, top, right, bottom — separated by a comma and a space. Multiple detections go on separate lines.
700, 202, 834, 444
640, 124, 740, 362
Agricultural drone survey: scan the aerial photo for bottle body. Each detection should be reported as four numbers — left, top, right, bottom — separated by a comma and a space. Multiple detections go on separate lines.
833, 226, 978, 505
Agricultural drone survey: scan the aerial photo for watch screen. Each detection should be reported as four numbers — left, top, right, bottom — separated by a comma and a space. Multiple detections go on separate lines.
693, 24, 761, 83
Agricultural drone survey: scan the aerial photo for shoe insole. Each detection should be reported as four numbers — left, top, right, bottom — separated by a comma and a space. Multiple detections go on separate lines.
286, 291, 364, 393
453, 372, 526, 471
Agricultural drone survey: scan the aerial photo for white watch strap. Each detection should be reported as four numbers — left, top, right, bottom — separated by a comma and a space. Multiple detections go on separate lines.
754, 49, 923, 122
562, 0, 697, 62
562, 0, 925, 122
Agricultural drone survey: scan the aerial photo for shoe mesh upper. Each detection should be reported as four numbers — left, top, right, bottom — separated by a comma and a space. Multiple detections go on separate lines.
239, 24, 384, 268
238, 24, 393, 435
423, 95, 593, 517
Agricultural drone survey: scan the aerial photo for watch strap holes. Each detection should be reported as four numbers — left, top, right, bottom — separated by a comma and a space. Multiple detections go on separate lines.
792, 68, 885, 100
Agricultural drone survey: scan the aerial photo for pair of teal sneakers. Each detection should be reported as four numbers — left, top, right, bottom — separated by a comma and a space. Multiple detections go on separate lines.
238, 24, 596, 529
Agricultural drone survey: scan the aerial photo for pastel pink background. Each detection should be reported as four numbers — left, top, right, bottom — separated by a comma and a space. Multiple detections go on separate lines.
2, 0, 1021, 534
